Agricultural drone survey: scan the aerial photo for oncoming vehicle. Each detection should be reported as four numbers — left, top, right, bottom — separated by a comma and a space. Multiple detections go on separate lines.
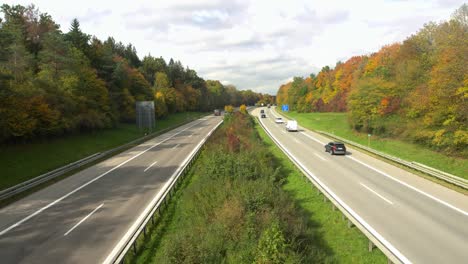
324, 142, 347, 155
214, 109, 221, 116
275, 117, 284, 124
261, 113, 266, 118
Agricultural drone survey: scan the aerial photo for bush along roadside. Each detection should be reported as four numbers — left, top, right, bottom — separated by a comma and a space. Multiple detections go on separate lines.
131, 112, 336, 263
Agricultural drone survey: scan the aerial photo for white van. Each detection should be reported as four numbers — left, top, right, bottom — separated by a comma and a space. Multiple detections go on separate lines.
286, 120, 298, 132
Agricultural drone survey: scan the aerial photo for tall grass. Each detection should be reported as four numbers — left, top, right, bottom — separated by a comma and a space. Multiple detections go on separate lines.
132, 113, 336, 263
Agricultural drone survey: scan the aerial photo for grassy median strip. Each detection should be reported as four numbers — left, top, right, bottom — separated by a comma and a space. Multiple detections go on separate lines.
128, 113, 385, 263
255, 118, 387, 263
277, 111, 467, 179
0, 112, 206, 191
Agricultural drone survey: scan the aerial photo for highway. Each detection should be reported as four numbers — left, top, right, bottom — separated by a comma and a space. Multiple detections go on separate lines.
0, 115, 222, 263
255, 107, 468, 264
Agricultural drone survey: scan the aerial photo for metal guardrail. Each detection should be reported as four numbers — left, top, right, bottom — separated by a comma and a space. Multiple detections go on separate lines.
271, 107, 467, 190
317, 131, 468, 190
0, 115, 208, 202
105, 119, 223, 264
256, 116, 406, 264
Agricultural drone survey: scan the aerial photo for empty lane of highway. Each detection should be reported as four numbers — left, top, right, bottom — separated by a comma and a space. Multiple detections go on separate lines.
0, 115, 222, 263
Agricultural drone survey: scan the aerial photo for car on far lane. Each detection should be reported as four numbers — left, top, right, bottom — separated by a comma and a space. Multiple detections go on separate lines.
275, 117, 284, 124
324, 142, 346, 155
261, 113, 266, 118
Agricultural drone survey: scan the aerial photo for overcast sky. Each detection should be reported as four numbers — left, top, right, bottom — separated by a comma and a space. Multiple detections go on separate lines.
3, 0, 465, 94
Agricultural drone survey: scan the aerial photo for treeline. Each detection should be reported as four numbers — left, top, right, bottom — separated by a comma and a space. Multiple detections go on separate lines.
276, 4, 467, 154
0, 4, 265, 143
149, 112, 331, 263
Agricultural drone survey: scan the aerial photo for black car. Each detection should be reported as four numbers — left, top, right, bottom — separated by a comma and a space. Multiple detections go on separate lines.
324, 142, 346, 155
261, 113, 266, 118
260, 109, 265, 113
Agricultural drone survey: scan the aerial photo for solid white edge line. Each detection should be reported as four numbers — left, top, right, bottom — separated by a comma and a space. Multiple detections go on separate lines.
64, 203, 104, 236
360, 183, 394, 205
0, 119, 206, 237
102, 119, 223, 264
258, 115, 412, 264
143, 161, 158, 172
273, 107, 467, 217
348, 156, 468, 217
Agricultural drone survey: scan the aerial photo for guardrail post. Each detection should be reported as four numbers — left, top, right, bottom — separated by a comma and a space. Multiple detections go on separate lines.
331, 203, 336, 211
133, 242, 137, 254
347, 219, 354, 228
143, 226, 147, 237
387, 258, 394, 264
323, 196, 327, 203
368, 240, 375, 252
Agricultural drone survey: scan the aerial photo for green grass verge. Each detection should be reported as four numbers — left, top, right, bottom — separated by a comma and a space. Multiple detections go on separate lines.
277, 111, 467, 179
0, 112, 206, 191
254, 119, 387, 263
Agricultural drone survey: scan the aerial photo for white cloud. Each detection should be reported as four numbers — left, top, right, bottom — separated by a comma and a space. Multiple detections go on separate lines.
2, 0, 465, 94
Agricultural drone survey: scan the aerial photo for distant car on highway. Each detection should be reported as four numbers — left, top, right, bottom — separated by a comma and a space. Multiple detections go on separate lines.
214, 109, 221, 116
260, 109, 265, 114
261, 113, 266, 118
324, 142, 346, 155
275, 117, 284, 124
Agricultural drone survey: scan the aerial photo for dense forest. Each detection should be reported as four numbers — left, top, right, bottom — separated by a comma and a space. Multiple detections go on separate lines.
276, 4, 467, 155
0, 4, 267, 143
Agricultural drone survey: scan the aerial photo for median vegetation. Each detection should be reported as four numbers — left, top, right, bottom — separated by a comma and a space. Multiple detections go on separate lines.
130, 112, 386, 263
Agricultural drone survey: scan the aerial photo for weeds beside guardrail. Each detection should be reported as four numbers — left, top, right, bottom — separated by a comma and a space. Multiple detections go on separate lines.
106, 119, 223, 264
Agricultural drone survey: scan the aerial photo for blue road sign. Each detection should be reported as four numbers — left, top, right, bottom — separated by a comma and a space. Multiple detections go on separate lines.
282, 104, 289, 112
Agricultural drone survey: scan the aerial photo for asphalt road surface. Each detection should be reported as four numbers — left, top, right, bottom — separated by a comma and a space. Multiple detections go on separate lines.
255, 107, 468, 264
0, 115, 222, 263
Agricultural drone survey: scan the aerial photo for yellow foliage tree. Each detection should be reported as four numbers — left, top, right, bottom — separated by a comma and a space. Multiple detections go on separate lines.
239, 104, 247, 114
224, 105, 234, 114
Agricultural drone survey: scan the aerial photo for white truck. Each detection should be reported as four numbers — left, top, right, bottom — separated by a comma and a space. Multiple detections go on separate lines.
285, 120, 298, 132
